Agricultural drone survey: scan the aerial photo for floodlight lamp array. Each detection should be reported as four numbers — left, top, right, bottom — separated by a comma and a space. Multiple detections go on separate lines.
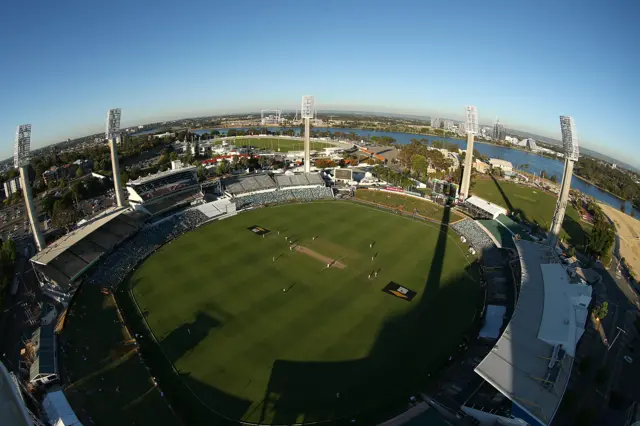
14, 124, 32, 166
560, 116, 579, 162
106, 108, 122, 140
301, 96, 315, 119
465, 105, 479, 134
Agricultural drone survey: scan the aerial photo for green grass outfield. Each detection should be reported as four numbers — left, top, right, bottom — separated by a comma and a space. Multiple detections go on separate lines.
129, 201, 480, 425
355, 189, 464, 223
472, 178, 590, 247
214, 137, 333, 152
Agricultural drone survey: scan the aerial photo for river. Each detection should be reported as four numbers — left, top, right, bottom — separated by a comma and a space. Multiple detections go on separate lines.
137, 126, 640, 216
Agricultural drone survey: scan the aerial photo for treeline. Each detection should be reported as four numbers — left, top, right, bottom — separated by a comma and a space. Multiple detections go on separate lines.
396, 139, 456, 181
574, 157, 640, 207
585, 201, 616, 261
371, 165, 414, 188
0, 238, 17, 311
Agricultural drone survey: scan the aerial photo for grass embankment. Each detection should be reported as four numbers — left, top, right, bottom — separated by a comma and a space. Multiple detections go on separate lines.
128, 201, 479, 424
355, 189, 464, 223
472, 178, 590, 247
214, 137, 333, 153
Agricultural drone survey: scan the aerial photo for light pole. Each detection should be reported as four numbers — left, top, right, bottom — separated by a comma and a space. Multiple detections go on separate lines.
608, 326, 626, 351
301, 95, 314, 173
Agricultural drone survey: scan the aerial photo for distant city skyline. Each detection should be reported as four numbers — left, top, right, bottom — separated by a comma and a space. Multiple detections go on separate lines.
1, 0, 638, 167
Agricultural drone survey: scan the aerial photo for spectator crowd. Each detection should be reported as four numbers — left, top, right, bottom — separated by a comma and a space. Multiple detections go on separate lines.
451, 219, 503, 267
234, 187, 334, 210
86, 209, 209, 289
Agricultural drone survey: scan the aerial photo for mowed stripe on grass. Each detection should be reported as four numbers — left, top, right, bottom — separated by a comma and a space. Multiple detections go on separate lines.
131, 201, 479, 424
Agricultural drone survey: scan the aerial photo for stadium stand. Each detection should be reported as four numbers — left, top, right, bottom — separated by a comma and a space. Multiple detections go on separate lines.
450, 219, 503, 267
0, 362, 32, 426
31, 207, 140, 303
86, 209, 209, 290
196, 198, 236, 219
474, 240, 592, 426
234, 187, 334, 210
126, 166, 201, 216
29, 325, 58, 385
459, 196, 508, 220
223, 174, 277, 196
275, 173, 324, 188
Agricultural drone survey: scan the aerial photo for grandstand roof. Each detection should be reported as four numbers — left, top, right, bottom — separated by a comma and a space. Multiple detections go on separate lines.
465, 196, 508, 219
275, 173, 324, 188
538, 264, 591, 357
474, 240, 575, 426
42, 390, 81, 426
0, 362, 32, 426
127, 165, 197, 186
223, 174, 276, 195
30, 325, 56, 382
31, 207, 132, 266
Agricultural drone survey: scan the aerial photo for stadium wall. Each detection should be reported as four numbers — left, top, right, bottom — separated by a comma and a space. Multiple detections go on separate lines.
233, 188, 277, 198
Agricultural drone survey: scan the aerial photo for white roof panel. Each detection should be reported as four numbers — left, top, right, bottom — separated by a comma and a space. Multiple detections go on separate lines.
465, 196, 508, 219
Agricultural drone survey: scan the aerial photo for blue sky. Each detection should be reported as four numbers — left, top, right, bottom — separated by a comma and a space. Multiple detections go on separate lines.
1, 0, 638, 166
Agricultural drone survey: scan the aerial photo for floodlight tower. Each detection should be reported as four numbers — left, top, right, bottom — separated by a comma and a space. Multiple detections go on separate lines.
549, 116, 579, 247
301, 95, 315, 173
106, 108, 126, 207
15, 125, 46, 251
460, 105, 479, 199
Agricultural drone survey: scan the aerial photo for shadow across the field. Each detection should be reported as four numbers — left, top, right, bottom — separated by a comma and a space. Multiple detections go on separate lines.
259, 207, 484, 424
160, 312, 221, 363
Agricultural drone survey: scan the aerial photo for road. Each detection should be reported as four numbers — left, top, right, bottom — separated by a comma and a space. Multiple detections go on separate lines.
594, 260, 639, 425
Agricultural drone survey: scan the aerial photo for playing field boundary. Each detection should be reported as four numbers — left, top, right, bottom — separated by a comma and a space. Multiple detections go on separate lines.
109, 200, 480, 425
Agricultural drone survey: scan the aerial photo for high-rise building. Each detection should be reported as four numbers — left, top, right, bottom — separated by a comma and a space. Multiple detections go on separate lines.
3, 176, 21, 198
431, 117, 441, 129
443, 119, 454, 131
549, 116, 579, 246
493, 119, 506, 140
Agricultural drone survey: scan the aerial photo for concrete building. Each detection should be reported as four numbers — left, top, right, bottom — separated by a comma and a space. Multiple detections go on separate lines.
489, 158, 513, 173
443, 119, 454, 131
505, 135, 519, 144
431, 117, 441, 129
474, 159, 490, 174
493, 119, 506, 140
3, 176, 21, 198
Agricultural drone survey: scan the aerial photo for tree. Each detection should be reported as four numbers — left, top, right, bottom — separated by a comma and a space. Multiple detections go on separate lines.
71, 181, 84, 200
51, 200, 77, 230
75, 167, 84, 178
550, 175, 558, 183
170, 152, 178, 162
593, 301, 609, 321
411, 154, 428, 180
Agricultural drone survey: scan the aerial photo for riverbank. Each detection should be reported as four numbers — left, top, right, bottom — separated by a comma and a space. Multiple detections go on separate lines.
573, 174, 627, 202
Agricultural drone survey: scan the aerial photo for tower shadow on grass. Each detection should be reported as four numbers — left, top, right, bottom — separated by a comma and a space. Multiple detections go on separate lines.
258, 207, 484, 424
160, 312, 221, 363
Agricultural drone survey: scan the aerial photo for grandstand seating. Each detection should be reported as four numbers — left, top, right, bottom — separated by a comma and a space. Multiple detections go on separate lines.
275, 173, 324, 188
234, 187, 334, 210
223, 175, 276, 195
450, 219, 503, 267
87, 209, 209, 290
127, 168, 198, 202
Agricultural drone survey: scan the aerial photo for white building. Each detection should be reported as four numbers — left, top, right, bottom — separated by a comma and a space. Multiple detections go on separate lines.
489, 158, 513, 173
505, 135, 519, 144
431, 117, 441, 129
443, 119, 454, 131
3, 176, 21, 198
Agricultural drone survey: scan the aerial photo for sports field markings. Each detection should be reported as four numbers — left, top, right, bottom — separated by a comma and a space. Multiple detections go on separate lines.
295, 245, 346, 269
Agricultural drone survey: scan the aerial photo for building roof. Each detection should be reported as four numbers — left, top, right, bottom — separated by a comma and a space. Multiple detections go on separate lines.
30, 325, 57, 381
538, 263, 592, 357
0, 362, 32, 426
223, 174, 276, 195
275, 173, 324, 188
489, 158, 514, 168
42, 390, 82, 426
475, 240, 575, 426
479, 305, 507, 340
31, 207, 130, 266
127, 165, 197, 186
465, 196, 508, 219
